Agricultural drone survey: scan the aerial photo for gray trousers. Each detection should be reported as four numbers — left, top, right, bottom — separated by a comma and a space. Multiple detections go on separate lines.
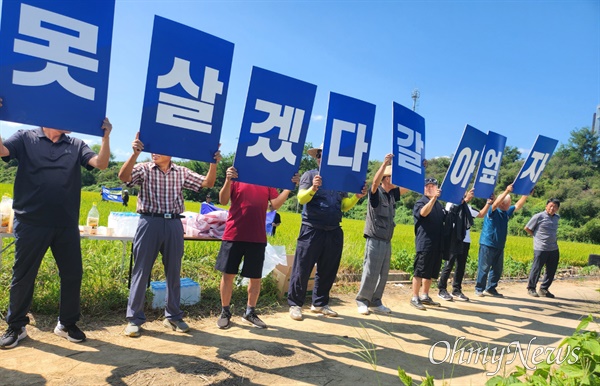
127, 216, 185, 325
356, 237, 391, 307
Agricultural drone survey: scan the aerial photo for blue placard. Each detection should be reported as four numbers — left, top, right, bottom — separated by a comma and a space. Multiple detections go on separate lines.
139, 16, 234, 162
392, 102, 426, 193
233, 67, 316, 190
101, 186, 123, 203
319, 92, 375, 193
0, 0, 115, 135
513, 135, 558, 195
472, 131, 507, 199
440, 125, 488, 204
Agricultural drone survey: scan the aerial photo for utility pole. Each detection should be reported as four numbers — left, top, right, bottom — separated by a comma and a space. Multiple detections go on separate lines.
411, 89, 420, 112
592, 104, 600, 135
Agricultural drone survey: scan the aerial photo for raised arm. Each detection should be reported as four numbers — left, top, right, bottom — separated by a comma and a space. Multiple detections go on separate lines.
270, 173, 300, 209
515, 193, 528, 211
201, 150, 222, 188
371, 153, 393, 194
119, 132, 143, 183
492, 184, 513, 211
420, 187, 441, 217
297, 174, 321, 205
87, 118, 112, 170
219, 166, 237, 205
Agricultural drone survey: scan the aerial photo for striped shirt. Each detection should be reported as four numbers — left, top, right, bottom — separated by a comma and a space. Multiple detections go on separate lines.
128, 162, 206, 214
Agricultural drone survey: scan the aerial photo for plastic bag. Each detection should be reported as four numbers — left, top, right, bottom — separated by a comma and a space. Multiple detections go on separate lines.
239, 244, 286, 286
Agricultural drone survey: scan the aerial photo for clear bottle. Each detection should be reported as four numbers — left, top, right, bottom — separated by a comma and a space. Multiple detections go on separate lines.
87, 202, 100, 235
0, 194, 12, 231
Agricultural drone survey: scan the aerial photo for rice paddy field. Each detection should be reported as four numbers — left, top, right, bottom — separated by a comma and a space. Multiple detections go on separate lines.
0, 184, 597, 317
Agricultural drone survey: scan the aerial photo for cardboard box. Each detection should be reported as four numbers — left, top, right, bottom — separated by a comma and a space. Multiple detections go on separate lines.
273, 254, 316, 299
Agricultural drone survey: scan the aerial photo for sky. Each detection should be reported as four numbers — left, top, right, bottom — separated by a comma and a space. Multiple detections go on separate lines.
0, 0, 599, 162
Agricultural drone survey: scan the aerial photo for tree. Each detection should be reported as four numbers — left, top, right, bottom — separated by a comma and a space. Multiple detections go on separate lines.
555, 127, 599, 168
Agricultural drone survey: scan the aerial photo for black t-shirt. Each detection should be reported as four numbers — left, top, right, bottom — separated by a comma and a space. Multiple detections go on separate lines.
413, 195, 444, 252
3, 128, 95, 227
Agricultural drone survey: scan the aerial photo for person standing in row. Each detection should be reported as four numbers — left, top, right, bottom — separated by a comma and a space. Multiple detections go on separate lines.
216, 166, 298, 329
475, 184, 528, 298
0, 98, 113, 349
410, 177, 445, 310
437, 189, 490, 302
119, 133, 219, 337
288, 144, 366, 321
525, 198, 561, 298
356, 153, 407, 315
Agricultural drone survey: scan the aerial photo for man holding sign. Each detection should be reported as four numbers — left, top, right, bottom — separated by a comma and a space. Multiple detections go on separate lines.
356, 153, 407, 315
288, 145, 366, 321
0, 98, 113, 348
215, 166, 298, 330
119, 133, 220, 337
475, 184, 528, 298
411, 177, 445, 310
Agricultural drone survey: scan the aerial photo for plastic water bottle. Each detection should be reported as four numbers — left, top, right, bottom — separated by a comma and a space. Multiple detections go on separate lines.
87, 202, 100, 235
0, 194, 12, 232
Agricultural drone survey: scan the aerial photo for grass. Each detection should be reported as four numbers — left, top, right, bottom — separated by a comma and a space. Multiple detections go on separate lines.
0, 182, 598, 319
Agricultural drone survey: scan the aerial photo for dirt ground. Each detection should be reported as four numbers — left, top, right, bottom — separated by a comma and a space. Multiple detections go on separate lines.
1, 277, 599, 386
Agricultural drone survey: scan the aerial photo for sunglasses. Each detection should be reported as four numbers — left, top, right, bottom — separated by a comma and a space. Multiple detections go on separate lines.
425, 178, 438, 185
316, 150, 322, 159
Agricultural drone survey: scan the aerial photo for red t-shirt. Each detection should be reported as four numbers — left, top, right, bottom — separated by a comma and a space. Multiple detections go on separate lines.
221, 181, 279, 243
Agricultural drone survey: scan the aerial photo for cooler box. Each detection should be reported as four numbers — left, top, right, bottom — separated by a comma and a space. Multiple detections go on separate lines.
150, 278, 200, 309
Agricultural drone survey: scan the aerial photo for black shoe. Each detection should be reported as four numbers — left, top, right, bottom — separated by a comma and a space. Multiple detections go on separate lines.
451, 291, 470, 301
410, 298, 426, 311
217, 309, 232, 329
528, 289, 539, 297
437, 289, 453, 301
0, 326, 27, 349
483, 289, 504, 298
420, 295, 441, 306
54, 323, 86, 343
539, 289, 555, 298
242, 311, 267, 329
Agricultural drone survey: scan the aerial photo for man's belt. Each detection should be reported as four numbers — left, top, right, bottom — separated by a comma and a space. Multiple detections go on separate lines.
140, 213, 184, 219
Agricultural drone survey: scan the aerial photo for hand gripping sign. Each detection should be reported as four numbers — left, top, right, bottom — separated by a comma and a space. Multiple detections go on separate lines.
139, 16, 234, 162
234, 67, 316, 190
0, 0, 115, 136
319, 92, 375, 193
472, 131, 507, 199
392, 102, 426, 194
512, 135, 558, 195
440, 125, 487, 204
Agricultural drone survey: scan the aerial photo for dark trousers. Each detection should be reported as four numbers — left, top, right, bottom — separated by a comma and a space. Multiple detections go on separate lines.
527, 249, 559, 291
438, 242, 470, 293
287, 224, 343, 308
7, 219, 82, 329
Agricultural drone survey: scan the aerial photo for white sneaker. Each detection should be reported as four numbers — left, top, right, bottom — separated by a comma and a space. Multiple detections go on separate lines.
289, 306, 303, 321
124, 322, 140, 337
369, 305, 392, 314
357, 304, 370, 315
310, 304, 338, 317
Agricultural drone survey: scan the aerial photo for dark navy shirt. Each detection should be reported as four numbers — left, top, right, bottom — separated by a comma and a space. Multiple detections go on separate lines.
300, 169, 348, 229
2, 128, 96, 227
413, 195, 444, 252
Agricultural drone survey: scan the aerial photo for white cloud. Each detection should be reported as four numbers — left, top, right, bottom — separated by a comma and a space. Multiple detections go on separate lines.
311, 114, 324, 121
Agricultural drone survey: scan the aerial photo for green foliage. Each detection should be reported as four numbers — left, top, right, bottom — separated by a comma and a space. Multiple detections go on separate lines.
485, 315, 600, 386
